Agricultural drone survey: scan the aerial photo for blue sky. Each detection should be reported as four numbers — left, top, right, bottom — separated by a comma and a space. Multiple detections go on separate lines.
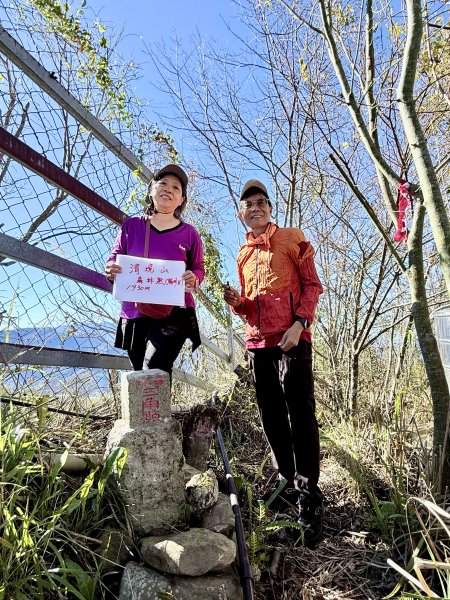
87, 0, 245, 103
84, 0, 248, 143
85, 0, 248, 148
88, 0, 243, 43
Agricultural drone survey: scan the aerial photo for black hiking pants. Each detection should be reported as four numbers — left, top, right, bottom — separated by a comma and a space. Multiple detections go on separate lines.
247, 341, 320, 492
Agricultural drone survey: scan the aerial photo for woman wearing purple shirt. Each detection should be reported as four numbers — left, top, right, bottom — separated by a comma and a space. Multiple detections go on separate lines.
105, 164, 205, 374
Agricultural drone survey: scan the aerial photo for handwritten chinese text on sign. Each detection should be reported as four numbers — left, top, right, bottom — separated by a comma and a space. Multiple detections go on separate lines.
112, 254, 185, 306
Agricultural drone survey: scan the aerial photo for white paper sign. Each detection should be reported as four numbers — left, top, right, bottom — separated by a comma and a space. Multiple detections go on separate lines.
112, 254, 185, 306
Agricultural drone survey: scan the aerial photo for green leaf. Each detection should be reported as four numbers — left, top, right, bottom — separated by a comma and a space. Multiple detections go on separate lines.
47, 571, 90, 600
48, 449, 69, 485
64, 558, 96, 599
99, 447, 127, 496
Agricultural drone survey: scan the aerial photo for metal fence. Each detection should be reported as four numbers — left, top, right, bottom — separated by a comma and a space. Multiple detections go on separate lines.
0, 4, 244, 417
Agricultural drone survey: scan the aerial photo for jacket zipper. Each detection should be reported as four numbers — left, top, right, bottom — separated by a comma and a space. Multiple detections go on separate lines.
255, 246, 261, 336
289, 291, 295, 319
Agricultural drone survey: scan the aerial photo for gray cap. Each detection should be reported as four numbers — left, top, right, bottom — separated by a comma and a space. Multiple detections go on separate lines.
240, 179, 268, 201
155, 164, 188, 188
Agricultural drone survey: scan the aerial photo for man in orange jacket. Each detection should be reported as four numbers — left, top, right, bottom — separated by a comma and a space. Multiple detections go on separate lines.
224, 179, 324, 545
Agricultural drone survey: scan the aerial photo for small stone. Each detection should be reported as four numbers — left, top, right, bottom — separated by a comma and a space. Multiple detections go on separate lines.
196, 492, 235, 537
140, 528, 236, 576
186, 468, 219, 516
119, 561, 242, 600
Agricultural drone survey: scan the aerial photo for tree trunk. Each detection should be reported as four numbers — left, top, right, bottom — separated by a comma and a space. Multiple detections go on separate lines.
397, 0, 450, 299
387, 314, 414, 418
349, 345, 359, 418
407, 196, 450, 491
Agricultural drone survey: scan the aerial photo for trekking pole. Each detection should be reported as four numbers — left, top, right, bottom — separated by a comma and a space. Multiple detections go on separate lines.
212, 391, 254, 600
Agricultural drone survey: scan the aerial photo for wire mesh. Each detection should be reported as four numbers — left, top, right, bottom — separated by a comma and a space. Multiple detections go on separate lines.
0, 0, 235, 413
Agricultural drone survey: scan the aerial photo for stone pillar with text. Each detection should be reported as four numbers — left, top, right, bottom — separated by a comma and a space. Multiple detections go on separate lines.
106, 369, 186, 537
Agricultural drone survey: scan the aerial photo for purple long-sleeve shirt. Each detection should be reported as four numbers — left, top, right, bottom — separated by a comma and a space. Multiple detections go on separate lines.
107, 216, 205, 319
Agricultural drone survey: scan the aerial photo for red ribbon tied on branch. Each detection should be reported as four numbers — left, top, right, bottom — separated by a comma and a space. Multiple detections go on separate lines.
393, 180, 413, 243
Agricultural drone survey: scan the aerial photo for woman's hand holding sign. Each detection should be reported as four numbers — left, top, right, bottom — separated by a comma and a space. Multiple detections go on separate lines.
105, 262, 122, 283
183, 270, 198, 293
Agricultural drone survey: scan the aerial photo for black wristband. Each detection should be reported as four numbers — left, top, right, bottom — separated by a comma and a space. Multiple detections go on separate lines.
293, 316, 308, 328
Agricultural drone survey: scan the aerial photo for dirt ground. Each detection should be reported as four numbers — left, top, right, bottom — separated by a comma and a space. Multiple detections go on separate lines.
251, 455, 400, 600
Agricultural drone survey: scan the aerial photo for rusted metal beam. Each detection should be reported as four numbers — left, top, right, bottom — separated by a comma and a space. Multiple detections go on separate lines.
0, 342, 127, 369
0, 396, 112, 420
0, 343, 215, 391
0, 230, 238, 366
0, 229, 234, 365
172, 367, 215, 391
0, 232, 112, 292
199, 334, 230, 363
0, 127, 127, 225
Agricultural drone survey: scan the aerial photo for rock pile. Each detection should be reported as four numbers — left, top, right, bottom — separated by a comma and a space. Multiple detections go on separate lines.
106, 369, 242, 600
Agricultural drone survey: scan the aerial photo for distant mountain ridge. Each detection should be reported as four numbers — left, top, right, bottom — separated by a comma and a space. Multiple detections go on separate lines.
0, 323, 120, 355
0, 323, 124, 396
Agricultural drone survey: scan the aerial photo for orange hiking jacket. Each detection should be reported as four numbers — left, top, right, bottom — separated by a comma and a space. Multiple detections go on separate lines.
233, 224, 323, 348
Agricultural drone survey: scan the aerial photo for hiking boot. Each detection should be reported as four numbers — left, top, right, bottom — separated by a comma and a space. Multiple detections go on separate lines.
262, 479, 299, 511
296, 488, 324, 547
